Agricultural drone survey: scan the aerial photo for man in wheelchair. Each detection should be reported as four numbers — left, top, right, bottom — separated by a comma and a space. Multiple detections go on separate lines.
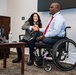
27, 2, 66, 66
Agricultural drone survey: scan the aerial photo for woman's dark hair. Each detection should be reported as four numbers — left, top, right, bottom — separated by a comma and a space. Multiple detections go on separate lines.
28, 12, 42, 28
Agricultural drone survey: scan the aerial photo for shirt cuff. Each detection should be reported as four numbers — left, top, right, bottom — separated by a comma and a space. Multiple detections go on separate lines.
29, 26, 32, 30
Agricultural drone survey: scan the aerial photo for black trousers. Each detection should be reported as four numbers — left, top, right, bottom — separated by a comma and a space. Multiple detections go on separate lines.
17, 31, 45, 62
17, 32, 39, 61
17, 39, 27, 59
17, 40, 35, 61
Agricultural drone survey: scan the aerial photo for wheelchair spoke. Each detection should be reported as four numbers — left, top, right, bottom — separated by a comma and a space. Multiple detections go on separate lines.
66, 42, 69, 52
67, 53, 76, 64
67, 42, 76, 53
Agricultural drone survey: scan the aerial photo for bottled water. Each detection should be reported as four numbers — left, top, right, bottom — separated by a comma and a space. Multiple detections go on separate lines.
9, 31, 12, 43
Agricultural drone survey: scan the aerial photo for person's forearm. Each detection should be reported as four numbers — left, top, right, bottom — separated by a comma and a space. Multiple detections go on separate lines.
21, 21, 30, 30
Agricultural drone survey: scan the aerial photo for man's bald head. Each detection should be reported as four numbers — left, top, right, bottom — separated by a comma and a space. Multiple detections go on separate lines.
53, 2, 60, 10
49, 2, 60, 15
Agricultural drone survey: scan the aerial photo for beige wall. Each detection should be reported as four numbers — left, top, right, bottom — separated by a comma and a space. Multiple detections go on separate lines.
0, 0, 7, 15
7, 0, 37, 54
7, 0, 37, 41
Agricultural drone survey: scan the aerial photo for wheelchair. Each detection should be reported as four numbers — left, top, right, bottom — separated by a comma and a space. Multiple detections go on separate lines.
19, 26, 76, 71
34, 26, 76, 71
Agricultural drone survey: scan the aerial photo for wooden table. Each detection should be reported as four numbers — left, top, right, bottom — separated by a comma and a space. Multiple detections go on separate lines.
0, 42, 25, 74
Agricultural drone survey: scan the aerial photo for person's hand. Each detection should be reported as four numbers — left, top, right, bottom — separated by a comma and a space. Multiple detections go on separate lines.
37, 35, 45, 41
34, 25, 39, 28
32, 25, 39, 31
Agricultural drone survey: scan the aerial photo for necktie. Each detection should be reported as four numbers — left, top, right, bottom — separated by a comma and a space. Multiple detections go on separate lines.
43, 16, 54, 35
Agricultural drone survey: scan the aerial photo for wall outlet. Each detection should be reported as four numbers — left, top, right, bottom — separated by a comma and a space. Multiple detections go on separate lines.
22, 17, 25, 20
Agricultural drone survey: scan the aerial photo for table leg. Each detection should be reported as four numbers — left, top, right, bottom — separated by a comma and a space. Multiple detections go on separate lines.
4, 49, 6, 68
21, 45, 25, 74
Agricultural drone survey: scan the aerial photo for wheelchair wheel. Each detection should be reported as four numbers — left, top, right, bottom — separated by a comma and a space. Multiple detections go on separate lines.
52, 38, 76, 71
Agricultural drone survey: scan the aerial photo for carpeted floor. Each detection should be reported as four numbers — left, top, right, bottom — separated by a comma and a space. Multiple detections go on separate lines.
0, 51, 76, 75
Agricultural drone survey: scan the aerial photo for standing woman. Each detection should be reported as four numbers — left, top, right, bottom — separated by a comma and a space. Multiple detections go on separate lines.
12, 12, 42, 63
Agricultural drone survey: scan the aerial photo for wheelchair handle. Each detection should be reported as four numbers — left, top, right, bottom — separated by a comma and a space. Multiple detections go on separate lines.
65, 26, 71, 31
65, 26, 71, 29
65, 26, 71, 37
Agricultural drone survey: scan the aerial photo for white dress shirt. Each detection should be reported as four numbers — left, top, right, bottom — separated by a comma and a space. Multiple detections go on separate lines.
40, 12, 66, 37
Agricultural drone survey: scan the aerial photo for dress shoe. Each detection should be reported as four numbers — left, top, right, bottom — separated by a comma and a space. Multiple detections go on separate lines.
27, 60, 33, 66
12, 58, 21, 63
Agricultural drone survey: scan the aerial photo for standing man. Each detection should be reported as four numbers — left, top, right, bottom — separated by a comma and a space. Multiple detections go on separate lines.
27, 2, 66, 65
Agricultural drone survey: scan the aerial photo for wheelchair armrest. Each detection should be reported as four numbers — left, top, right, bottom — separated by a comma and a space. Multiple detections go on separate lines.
19, 34, 25, 41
